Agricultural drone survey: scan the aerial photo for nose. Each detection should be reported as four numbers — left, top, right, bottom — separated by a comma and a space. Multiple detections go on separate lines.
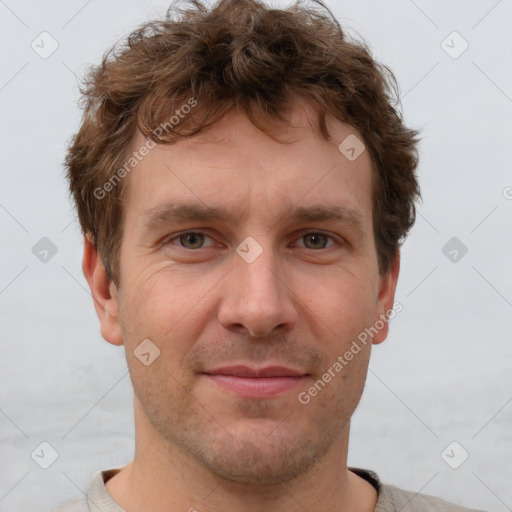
217, 244, 298, 338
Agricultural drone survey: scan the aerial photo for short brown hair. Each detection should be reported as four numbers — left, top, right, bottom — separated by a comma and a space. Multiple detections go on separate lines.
65, 0, 421, 286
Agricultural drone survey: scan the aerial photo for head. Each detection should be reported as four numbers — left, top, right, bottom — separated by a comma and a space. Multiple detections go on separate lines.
68, 0, 420, 485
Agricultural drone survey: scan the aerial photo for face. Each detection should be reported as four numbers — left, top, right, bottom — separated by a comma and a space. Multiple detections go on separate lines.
89, 98, 399, 485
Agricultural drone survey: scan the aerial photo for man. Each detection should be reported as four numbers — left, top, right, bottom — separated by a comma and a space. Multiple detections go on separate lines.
54, 0, 485, 510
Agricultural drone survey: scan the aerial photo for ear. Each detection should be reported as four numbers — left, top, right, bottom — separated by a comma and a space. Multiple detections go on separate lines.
372, 249, 400, 345
82, 235, 124, 346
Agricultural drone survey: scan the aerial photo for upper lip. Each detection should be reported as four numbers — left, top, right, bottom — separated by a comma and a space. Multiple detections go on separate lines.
203, 365, 306, 378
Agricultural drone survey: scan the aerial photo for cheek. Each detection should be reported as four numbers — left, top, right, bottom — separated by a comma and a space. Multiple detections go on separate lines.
119, 270, 200, 413
303, 268, 377, 345
119, 265, 217, 365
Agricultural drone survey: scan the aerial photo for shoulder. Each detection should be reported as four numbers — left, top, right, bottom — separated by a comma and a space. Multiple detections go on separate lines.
50, 496, 89, 512
348, 467, 487, 512
51, 468, 124, 512
379, 483, 488, 512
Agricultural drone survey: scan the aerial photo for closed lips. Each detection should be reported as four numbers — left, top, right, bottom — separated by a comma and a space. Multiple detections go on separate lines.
203, 366, 307, 377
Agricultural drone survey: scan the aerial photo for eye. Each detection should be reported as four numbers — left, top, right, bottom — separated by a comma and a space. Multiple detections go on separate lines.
168, 232, 214, 249
298, 232, 335, 250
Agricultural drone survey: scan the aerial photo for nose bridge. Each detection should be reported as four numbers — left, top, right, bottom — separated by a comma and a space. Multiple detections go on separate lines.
218, 237, 297, 337
238, 244, 280, 299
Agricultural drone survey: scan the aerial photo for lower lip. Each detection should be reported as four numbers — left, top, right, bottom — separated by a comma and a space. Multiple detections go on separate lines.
204, 374, 306, 398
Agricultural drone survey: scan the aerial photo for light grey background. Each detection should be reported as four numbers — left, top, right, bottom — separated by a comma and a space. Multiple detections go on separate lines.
1, 0, 511, 511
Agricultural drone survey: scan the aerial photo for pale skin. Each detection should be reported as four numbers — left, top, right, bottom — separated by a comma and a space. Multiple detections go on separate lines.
83, 97, 400, 512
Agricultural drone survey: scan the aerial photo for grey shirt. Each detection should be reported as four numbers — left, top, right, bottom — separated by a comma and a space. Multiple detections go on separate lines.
52, 466, 486, 512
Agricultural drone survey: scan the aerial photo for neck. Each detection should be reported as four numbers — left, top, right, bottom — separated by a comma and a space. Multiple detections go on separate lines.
106, 407, 377, 512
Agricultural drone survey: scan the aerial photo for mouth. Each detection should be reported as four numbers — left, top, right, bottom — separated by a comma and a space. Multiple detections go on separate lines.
202, 365, 309, 398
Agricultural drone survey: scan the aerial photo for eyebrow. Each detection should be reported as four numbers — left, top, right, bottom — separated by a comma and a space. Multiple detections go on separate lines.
142, 201, 366, 236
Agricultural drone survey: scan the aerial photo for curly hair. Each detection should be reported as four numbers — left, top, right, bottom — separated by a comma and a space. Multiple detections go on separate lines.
65, 0, 421, 286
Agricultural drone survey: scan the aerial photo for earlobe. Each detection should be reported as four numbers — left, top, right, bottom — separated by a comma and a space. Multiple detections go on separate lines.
82, 235, 124, 346
372, 250, 400, 345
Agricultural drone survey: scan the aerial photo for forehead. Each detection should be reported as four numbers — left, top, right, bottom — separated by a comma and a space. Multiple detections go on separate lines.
122, 99, 374, 230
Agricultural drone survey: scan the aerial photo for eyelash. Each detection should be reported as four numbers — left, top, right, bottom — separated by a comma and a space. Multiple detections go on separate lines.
162, 230, 340, 250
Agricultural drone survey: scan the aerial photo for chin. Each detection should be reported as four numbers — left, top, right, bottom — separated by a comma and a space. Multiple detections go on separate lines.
186, 430, 327, 485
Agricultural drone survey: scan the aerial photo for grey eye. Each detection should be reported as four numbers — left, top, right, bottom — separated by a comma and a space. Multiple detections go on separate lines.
179, 233, 205, 249
302, 233, 329, 249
